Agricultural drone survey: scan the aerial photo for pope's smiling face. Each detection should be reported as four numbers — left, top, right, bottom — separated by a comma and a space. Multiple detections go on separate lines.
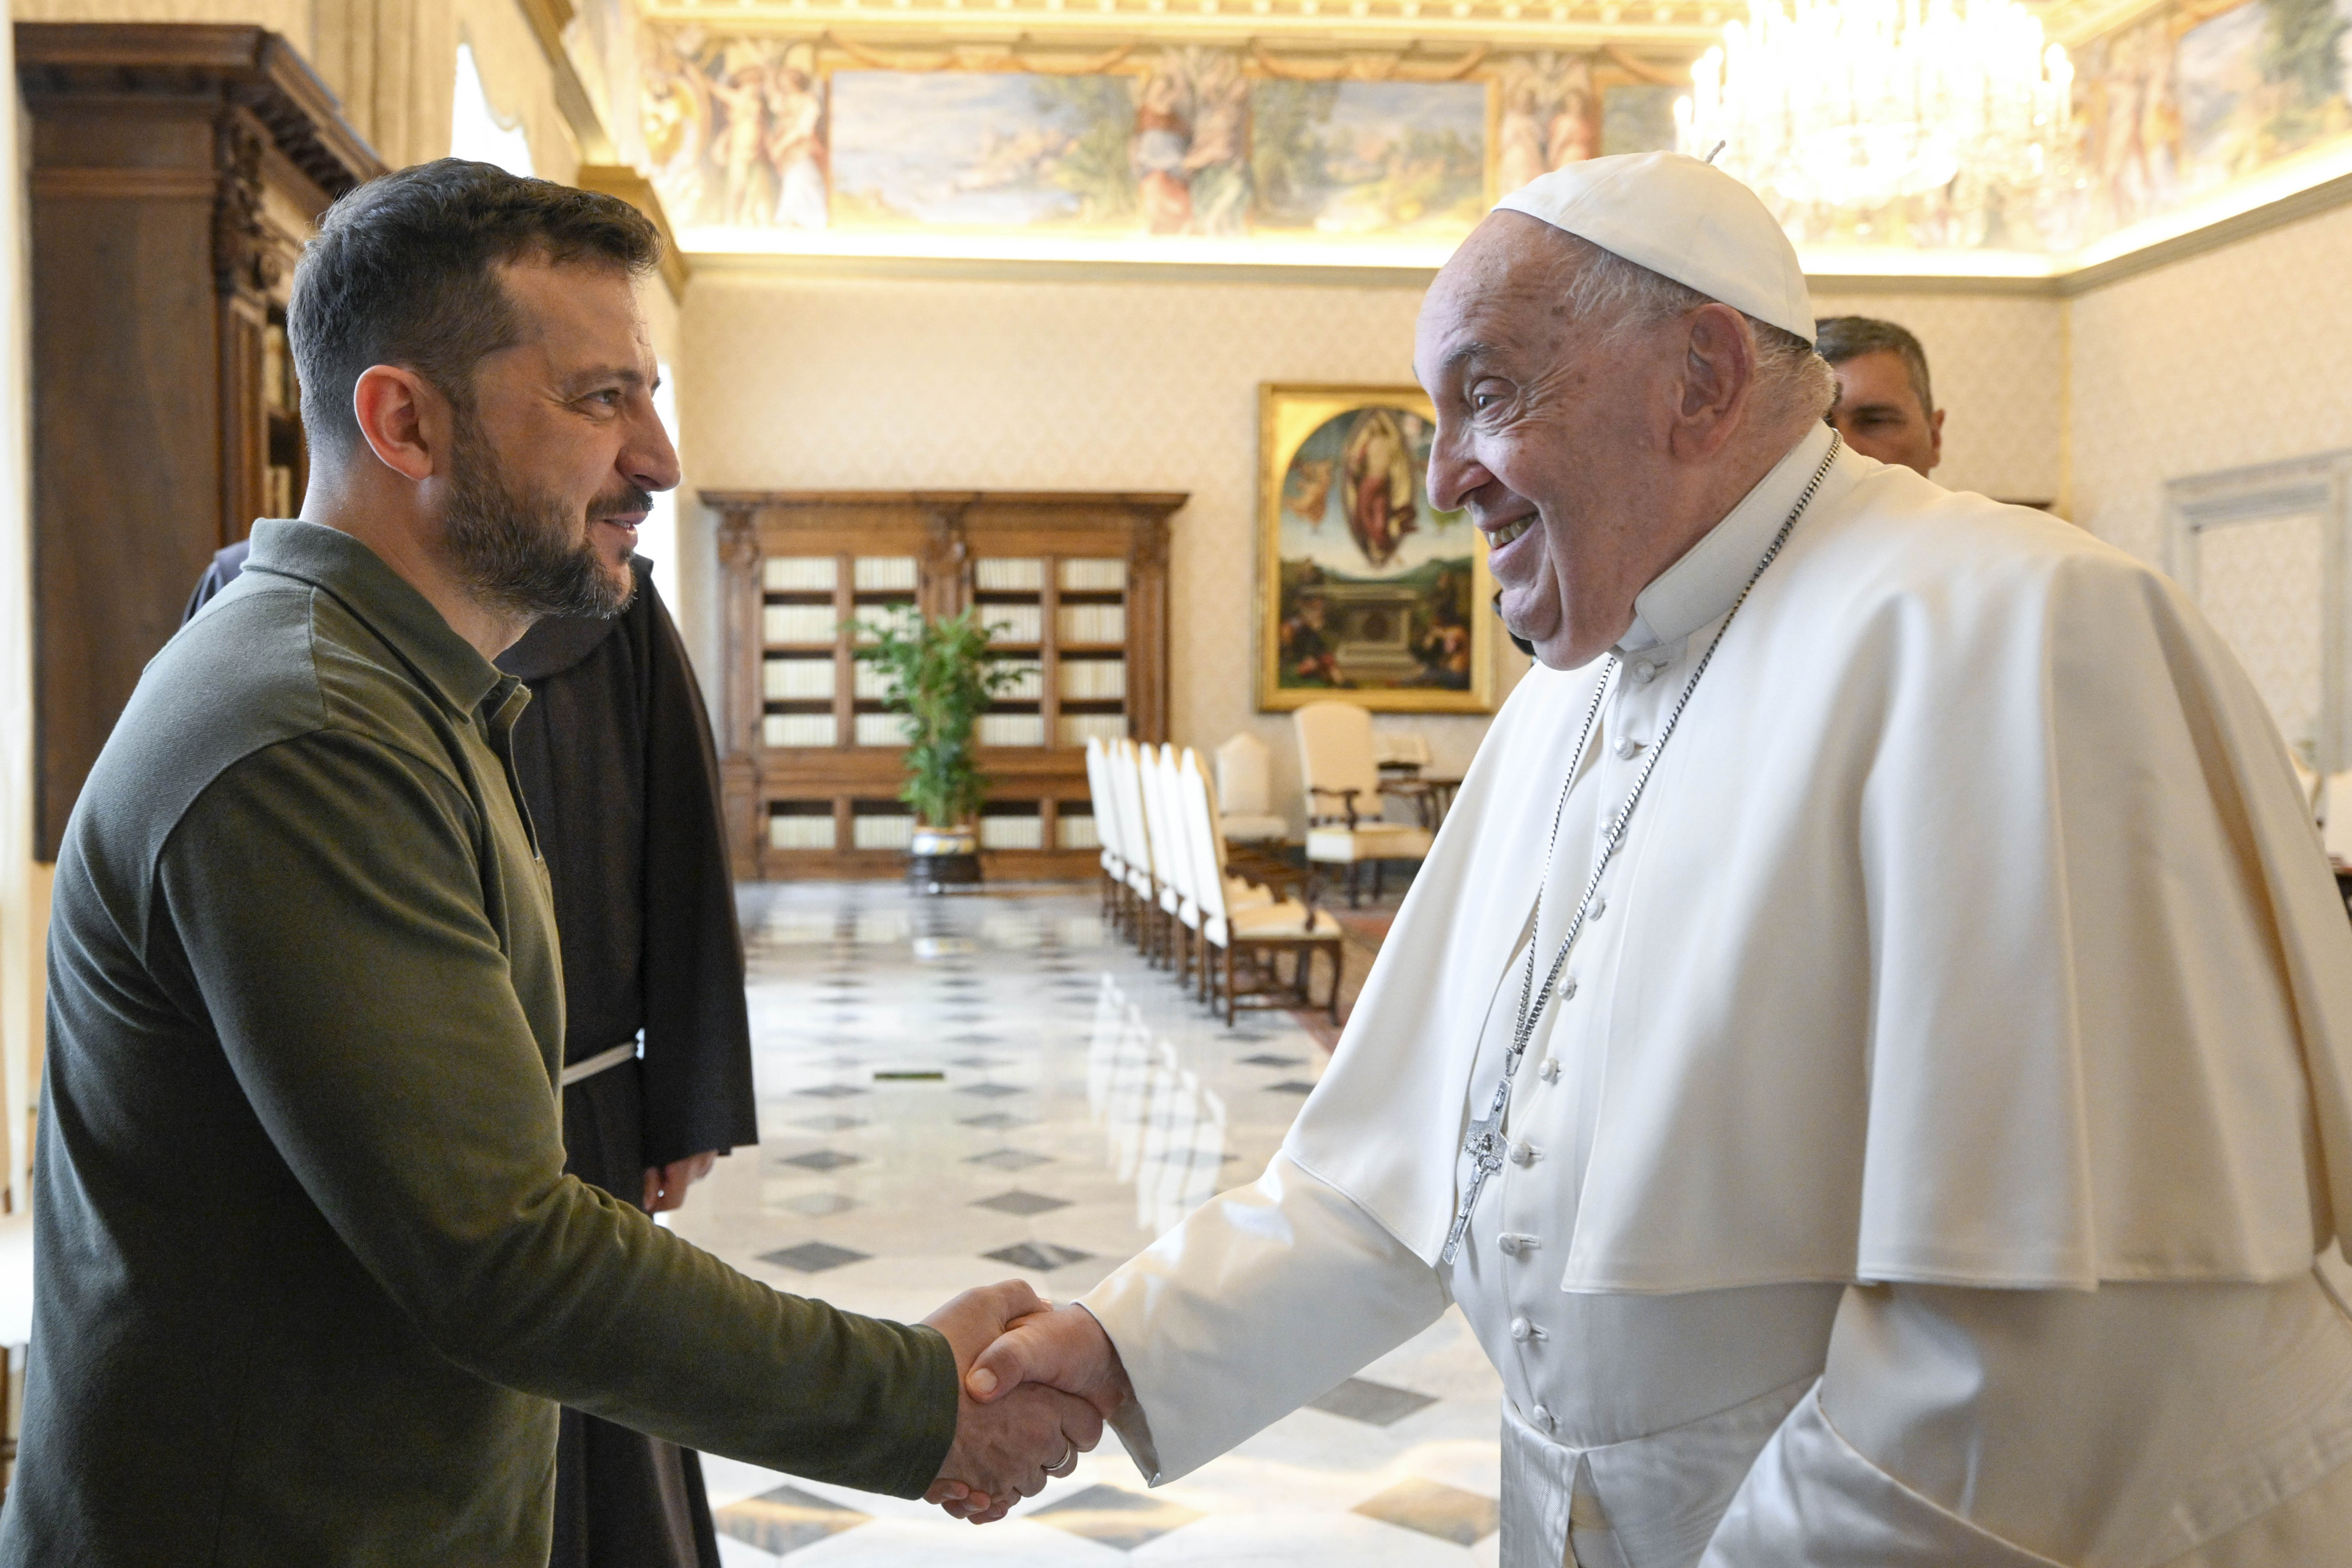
1415, 212, 1789, 673
1414, 214, 1693, 671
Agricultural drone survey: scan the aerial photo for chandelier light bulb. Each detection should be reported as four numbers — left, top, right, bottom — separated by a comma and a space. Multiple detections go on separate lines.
1677, 0, 2074, 230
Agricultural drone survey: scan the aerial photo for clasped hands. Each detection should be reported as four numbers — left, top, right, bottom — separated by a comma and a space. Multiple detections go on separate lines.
921, 1281, 1135, 1524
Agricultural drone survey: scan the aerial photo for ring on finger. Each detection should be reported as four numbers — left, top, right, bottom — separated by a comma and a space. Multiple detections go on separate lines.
1047, 1443, 1080, 1477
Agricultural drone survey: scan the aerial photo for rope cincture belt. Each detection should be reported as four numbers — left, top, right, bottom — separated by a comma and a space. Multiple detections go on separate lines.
559, 1040, 639, 1088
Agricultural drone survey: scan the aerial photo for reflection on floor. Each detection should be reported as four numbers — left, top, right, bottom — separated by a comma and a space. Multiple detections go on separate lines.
671, 880, 1504, 1566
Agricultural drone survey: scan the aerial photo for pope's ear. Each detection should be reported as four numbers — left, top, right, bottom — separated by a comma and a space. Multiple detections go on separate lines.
1671, 303, 1757, 457
350, 364, 446, 483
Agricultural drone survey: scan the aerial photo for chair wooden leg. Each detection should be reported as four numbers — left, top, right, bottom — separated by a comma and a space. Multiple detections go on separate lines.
1327, 942, 1342, 1024
1373, 860, 1385, 901
1223, 945, 1237, 1027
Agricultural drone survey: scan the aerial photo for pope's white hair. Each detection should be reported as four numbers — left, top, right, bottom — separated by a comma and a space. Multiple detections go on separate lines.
1549, 233, 1836, 428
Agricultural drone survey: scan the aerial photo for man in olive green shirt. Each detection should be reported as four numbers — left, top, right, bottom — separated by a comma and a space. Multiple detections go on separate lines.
4, 162, 1088, 1564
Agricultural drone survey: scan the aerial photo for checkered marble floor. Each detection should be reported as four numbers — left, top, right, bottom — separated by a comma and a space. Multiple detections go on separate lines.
669, 880, 1504, 1566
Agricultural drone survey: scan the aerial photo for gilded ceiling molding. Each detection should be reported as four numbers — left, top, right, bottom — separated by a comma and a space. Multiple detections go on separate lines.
636, 0, 1728, 52
1244, 38, 1488, 78
817, 29, 1144, 70
574, 163, 694, 301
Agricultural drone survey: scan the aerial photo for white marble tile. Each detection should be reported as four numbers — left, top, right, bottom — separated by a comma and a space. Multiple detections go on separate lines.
1132, 1511, 1476, 1566
681, 881, 1505, 1562
790, 1517, 1130, 1566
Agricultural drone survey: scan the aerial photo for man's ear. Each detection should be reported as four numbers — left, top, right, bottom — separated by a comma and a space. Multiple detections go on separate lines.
350, 365, 449, 483
1669, 303, 1757, 460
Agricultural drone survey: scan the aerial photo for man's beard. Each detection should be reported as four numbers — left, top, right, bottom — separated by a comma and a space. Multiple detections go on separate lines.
442, 407, 643, 623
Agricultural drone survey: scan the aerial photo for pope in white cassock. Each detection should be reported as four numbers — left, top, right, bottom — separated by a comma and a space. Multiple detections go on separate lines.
947, 153, 2352, 1563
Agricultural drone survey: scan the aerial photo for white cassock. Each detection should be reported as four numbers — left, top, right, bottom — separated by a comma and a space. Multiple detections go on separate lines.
1080, 422, 2352, 1566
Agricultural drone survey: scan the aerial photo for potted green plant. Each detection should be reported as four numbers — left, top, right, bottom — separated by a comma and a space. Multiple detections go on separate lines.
854, 606, 1023, 893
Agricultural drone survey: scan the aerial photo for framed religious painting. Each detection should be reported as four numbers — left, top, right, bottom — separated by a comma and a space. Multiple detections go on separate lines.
1257, 383, 1496, 713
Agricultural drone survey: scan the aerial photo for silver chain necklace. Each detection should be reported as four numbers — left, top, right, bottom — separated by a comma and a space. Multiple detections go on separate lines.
1440, 433, 1841, 1265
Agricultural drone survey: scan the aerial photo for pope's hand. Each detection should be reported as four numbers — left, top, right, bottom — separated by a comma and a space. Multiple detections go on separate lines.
965, 1300, 1132, 1417
921, 1283, 1103, 1524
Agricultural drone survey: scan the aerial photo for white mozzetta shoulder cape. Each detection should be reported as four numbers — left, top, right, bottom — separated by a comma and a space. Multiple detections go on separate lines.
1289, 447, 2352, 1292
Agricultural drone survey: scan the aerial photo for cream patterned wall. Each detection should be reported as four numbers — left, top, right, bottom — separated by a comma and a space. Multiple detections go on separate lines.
677, 272, 1514, 829
678, 270, 2066, 825
2069, 201, 2352, 569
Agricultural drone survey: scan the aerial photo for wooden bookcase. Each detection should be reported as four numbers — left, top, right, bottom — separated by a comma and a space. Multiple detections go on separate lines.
19, 23, 383, 857
706, 491, 1184, 881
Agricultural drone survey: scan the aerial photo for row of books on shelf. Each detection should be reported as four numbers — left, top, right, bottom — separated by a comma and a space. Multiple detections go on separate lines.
764, 658, 1068, 701
1055, 604, 1126, 644
760, 557, 920, 593
763, 604, 921, 646
767, 811, 1099, 852
971, 604, 1129, 646
972, 557, 1127, 593
762, 711, 1129, 748
1058, 658, 1125, 700
764, 600, 1124, 650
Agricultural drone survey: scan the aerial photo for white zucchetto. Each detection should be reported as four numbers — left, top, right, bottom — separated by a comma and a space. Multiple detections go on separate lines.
1492, 151, 1815, 341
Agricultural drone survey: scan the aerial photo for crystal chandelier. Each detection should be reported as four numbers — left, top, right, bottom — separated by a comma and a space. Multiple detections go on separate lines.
1675, 0, 2074, 231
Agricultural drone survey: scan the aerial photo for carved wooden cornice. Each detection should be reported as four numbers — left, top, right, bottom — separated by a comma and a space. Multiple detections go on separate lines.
15, 24, 387, 198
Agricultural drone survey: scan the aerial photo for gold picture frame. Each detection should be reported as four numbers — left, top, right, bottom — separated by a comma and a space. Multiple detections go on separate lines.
1257, 383, 1496, 714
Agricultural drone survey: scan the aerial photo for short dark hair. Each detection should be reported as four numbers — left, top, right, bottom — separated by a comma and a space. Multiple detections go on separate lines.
288, 159, 660, 457
1813, 315, 1935, 417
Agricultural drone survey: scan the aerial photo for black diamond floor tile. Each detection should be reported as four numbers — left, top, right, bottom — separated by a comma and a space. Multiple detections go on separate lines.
776, 1149, 861, 1172
1030, 1483, 1201, 1550
958, 1111, 1037, 1131
794, 1084, 867, 1099
759, 1241, 868, 1274
950, 1054, 1004, 1069
1267, 1079, 1318, 1095
713, 1482, 871, 1555
1307, 1376, 1439, 1427
971, 1188, 1070, 1216
1239, 1052, 1306, 1068
965, 1147, 1053, 1171
982, 1240, 1093, 1271
790, 1114, 866, 1133
958, 1082, 1024, 1099
1351, 1477, 1499, 1545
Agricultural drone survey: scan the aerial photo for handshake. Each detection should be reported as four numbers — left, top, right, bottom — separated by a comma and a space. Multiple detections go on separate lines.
919, 1280, 1134, 1524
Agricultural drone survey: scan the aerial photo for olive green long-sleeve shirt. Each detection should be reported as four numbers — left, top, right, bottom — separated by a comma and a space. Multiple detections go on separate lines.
4, 521, 957, 1566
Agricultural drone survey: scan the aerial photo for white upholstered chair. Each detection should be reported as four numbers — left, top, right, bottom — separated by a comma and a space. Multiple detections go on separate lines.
1212, 733, 1289, 844
1177, 749, 1343, 1023
2323, 769, 2352, 864
1293, 702, 1434, 905
1111, 740, 1162, 954
1083, 737, 1128, 925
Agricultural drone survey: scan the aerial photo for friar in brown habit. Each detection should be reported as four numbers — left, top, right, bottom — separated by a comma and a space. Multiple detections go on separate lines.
186, 543, 757, 1568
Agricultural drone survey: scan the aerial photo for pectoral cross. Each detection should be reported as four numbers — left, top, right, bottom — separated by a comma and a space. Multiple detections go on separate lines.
1441, 1078, 1514, 1264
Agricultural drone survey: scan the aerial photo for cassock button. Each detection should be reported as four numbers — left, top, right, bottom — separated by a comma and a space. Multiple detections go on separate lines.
1532, 1404, 1556, 1432
1631, 661, 1658, 684
1498, 1232, 1539, 1256
1539, 1058, 1562, 1082
1558, 978, 1578, 1001
1510, 1316, 1532, 1342
1613, 735, 1646, 759
1589, 897, 1607, 920
1510, 1141, 1539, 1166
